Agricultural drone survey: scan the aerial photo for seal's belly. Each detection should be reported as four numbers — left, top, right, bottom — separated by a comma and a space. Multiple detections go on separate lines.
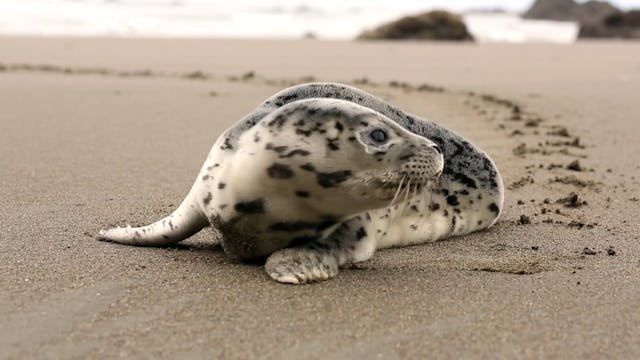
216, 211, 340, 260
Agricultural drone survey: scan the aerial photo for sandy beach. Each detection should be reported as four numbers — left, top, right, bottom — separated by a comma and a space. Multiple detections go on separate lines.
1, 37, 639, 359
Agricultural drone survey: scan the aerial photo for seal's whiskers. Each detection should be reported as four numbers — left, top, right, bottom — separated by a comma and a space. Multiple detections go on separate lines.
388, 175, 406, 209
392, 178, 412, 224
384, 175, 406, 230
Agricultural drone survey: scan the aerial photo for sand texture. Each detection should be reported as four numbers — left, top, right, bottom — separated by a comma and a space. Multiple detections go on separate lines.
1, 38, 639, 359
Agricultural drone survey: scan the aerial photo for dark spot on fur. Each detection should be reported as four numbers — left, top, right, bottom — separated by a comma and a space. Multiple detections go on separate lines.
265, 143, 288, 153
335, 122, 344, 132
451, 172, 478, 189
219, 204, 228, 209
300, 163, 315, 172
218, 182, 226, 189
410, 205, 419, 212
296, 129, 313, 137
280, 149, 311, 158
295, 190, 310, 198
202, 174, 210, 181
203, 192, 212, 205
280, 94, 299, 102
447, 195, 459, 206
220, 137, 233, 150
327, 140, 340, 151
356, 227, 367, 240
267, 163, 294, 179
234, 199, 265, 214
348, 136, 357, 141
317, 170, 352, 188
429, 203, 440, 211
489, 203, 500, 214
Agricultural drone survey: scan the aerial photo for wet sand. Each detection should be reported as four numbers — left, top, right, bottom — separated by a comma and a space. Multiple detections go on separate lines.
1, 38, 639, 359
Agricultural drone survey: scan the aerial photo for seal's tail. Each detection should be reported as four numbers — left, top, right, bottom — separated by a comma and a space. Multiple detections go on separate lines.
97, 187, 208, 246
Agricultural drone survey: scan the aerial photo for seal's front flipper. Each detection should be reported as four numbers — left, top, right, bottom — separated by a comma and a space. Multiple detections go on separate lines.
265, 248, 339, 284
264, 215, 376, 284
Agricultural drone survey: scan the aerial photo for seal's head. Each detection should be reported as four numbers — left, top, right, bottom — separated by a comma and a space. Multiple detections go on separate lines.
230, 98, 444, 219
346, 106, 444, 204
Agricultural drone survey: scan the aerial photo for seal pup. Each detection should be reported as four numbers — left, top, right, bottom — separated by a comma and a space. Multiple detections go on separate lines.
98, 83, 504, 284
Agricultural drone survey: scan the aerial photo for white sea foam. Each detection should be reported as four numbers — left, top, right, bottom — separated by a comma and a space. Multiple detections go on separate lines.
464, 13, 579, 43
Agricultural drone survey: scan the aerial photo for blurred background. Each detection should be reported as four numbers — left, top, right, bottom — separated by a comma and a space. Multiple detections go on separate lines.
0, 0, 638, 42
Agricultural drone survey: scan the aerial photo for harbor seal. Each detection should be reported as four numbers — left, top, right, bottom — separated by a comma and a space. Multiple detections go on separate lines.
98, 82, 504, 284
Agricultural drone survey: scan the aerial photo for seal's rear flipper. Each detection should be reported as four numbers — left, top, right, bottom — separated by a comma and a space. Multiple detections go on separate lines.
97, 190, 208, 247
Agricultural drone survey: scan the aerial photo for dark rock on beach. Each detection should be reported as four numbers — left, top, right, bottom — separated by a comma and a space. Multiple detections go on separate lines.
523, 0, 619, 24
523, 0, 640, 39
580, 10, 640, 38
357, 10, 473, 41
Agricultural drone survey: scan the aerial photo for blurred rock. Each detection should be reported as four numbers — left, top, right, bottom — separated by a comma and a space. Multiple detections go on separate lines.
524, 0, 639, 39
579, 10, 640, 38
523, 0, 618, 23
357, 10, 473, 41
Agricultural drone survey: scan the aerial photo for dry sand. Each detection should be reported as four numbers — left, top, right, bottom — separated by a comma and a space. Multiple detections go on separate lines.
0, 38, 639, 359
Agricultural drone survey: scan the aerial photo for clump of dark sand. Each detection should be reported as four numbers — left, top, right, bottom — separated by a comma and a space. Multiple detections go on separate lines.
547, 126, 571, 137
567, 160, 583, 171
518, 215, 532, 225
557, 193, 587, 208
550, 175, 597, 188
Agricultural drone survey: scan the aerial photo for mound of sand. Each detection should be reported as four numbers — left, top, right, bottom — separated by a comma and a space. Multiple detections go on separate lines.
357, 10, 473, 41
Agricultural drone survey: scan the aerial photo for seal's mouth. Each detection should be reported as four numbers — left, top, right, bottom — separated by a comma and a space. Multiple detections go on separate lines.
373, 173, 438, 202
344, 169, 441, 205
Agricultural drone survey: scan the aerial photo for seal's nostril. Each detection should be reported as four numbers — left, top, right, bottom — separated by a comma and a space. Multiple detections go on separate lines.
432, 145, 442, 154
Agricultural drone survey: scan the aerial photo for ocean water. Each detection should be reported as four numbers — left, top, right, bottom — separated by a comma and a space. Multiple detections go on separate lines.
0, 0, 580, 42
0, 0, 436, 38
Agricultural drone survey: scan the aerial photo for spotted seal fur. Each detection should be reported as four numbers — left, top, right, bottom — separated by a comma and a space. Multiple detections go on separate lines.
98, 83, 504, 284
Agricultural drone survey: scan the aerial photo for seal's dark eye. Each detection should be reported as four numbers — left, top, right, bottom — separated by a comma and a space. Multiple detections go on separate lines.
369, 129, 388, 144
